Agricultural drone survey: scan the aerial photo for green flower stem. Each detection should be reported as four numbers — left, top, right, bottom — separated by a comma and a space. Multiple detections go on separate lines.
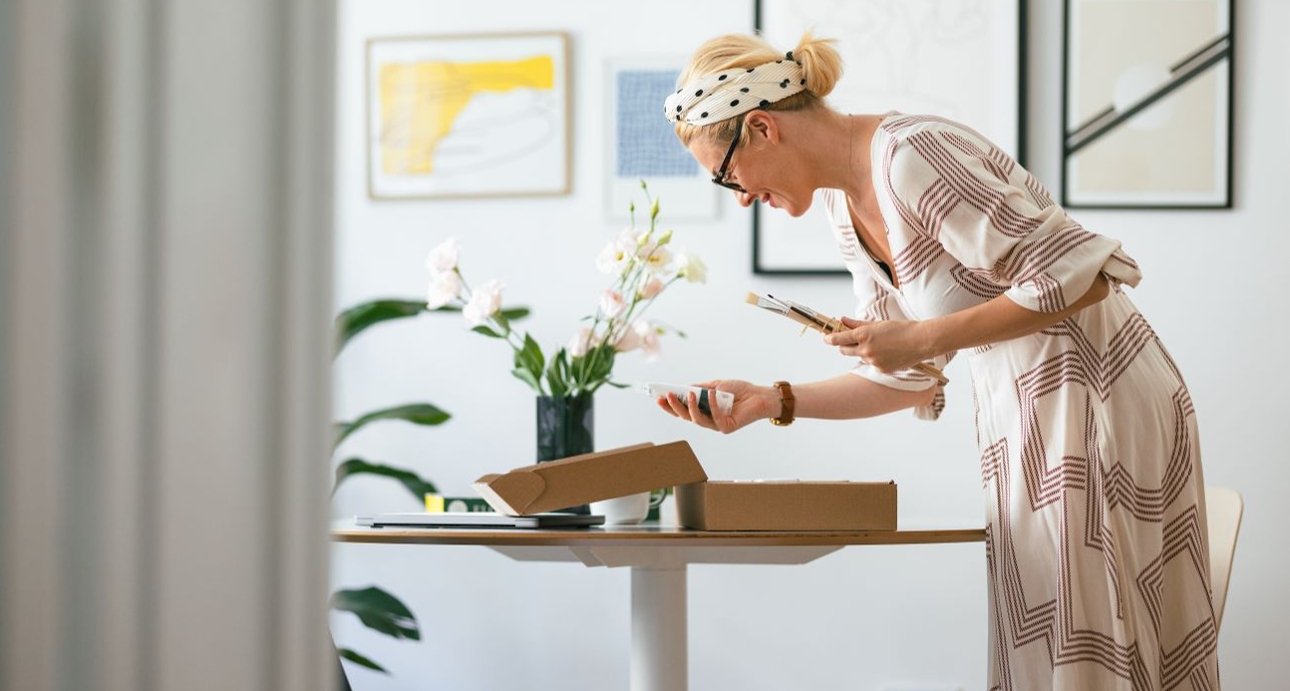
459, 272, 548, 396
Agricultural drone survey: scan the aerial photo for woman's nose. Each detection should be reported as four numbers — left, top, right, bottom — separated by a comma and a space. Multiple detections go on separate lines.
735, 191, 755, 207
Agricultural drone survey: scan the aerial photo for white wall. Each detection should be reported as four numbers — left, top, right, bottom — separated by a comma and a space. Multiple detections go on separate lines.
331, 1, 1289, 689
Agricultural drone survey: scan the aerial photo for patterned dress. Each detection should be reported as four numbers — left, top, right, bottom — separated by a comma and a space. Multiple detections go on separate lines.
824, 114, 1220, 690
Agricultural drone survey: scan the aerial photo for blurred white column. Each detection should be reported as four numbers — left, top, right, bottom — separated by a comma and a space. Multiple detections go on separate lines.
0, 0, 337, 690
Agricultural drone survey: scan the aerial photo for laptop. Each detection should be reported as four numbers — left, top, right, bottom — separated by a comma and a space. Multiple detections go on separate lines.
355, 511, 604, 529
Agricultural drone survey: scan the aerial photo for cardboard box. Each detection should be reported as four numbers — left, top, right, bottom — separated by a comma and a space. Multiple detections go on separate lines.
474, 441, 707, 516
675, 480, 897, 531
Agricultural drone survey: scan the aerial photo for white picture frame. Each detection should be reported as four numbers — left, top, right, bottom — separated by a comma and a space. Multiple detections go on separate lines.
366, 31, 571, 200
1061, 0, 1234, 209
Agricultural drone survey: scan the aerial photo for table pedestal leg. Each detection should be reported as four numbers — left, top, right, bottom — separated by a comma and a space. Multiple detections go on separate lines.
630, 564, 687, 691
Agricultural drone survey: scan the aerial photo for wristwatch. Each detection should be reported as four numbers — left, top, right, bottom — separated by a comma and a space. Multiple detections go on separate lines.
770, 380, 795, 426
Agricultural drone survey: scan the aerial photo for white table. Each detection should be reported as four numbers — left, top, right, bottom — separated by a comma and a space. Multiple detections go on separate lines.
333, 523, 985, 691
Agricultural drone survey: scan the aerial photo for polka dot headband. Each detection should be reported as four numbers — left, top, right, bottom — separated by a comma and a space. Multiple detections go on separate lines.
663, 52, 807, 126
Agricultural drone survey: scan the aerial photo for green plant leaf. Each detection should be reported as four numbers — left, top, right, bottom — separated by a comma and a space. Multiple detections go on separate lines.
521, 334, 545, 373
471, 325, 504, 338
331, 587, 421, 641
584, 345, 616, 384
337, 648, 388, 674
334, 300, 529, 356
545, 350, 569, 398
512, 367, 543, 394
333, 458, 437, 501
334, 300, 428, 356
334, 403, 450, 449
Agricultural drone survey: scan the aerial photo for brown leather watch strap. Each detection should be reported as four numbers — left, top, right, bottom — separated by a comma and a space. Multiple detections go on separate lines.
770, 380, 795, 426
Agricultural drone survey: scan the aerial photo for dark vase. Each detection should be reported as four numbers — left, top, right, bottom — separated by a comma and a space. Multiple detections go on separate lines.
536, 394, 594, 514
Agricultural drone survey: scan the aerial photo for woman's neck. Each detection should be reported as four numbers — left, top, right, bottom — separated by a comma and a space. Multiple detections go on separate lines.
802, 111, 881, 200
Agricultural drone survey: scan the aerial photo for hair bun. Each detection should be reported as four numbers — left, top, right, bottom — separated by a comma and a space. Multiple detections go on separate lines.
792, 31, 842, 98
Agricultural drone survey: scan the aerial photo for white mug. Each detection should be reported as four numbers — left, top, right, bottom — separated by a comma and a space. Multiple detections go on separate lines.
590, 492, 650, 525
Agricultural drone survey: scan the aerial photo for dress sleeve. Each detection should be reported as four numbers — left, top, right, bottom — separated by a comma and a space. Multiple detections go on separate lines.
884, 124, 1142, 313
846, 273, 952, 421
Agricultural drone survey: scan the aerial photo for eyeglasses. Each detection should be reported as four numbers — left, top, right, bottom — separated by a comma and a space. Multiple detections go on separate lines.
711, 112, 751, 193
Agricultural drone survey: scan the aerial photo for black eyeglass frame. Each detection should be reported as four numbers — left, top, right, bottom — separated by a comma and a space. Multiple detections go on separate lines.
711, 108, 764, 193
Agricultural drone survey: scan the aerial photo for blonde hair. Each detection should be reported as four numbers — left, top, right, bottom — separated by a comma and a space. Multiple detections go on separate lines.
674, 31, 843, 149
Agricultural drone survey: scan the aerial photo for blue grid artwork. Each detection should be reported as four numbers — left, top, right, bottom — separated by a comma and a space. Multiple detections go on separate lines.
616, 69, 698, 177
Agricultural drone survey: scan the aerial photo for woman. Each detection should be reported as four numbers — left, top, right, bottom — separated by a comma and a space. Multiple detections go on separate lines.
656, 32, 1219, 691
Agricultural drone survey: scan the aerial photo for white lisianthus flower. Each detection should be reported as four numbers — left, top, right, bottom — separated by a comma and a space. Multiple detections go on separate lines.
641, 245, 672, 274
635, 320, 662, 362
676, 252, 707, 283
595, 242, 631, 276
425, 270, 463, 309
425, 237, 460, 275
638, 276, 665, 300
567, 327, 595, 357
598, 289, 628, 319
613, 324, 641, 353
462, 279, 505, 326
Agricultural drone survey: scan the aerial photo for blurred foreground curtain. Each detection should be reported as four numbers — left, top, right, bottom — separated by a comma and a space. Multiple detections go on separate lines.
0, 0, 336, 690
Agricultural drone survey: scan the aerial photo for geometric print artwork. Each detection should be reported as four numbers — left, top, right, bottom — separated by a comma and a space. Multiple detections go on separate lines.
1062, 0, 1234, 208
822, 114, 1220, 690
605, 60, 715, 221
615, 69, 698, 177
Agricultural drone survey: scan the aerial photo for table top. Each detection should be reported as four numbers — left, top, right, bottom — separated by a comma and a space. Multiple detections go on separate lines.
332, 523, 986, 548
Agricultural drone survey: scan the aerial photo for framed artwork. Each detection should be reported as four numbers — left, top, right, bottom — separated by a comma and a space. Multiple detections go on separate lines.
753, 0, 1027, 276
606, 58, 718, 220
365, 32, 571, 200
1062, 0, 1234, 209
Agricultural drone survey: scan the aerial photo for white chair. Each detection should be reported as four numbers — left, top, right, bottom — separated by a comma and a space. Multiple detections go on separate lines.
1205, 485, 1244, 632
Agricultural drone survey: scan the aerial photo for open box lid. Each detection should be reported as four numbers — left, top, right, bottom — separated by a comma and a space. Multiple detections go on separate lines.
473, 441, 708, 516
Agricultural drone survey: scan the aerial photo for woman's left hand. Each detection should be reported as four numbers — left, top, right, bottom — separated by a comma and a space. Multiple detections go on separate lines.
824, 316, 934, 372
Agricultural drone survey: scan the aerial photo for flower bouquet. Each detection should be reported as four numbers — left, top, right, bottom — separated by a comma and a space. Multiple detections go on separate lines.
424, 182, 706, 463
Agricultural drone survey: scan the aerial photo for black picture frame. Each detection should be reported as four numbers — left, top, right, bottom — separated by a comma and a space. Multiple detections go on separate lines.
751, 0, 1029, 276
1060, 0, 1235, 210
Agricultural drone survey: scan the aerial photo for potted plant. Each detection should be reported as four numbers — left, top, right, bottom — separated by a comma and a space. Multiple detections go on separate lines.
329, 295, 528, 675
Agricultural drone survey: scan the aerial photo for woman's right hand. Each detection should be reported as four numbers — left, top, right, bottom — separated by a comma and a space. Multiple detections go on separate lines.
655, 379, 780, 434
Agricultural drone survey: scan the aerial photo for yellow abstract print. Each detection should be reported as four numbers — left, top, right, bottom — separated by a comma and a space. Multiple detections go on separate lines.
378, 55, 555, 175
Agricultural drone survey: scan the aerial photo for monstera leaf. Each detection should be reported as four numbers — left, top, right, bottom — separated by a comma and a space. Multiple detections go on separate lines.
333, 457, 436, 501
331, 586, 420, 641
333, 403, 450, 449
334, 298, 529, 356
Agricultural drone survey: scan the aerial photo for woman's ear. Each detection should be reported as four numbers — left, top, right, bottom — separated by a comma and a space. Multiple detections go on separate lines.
743, 110, 779, 145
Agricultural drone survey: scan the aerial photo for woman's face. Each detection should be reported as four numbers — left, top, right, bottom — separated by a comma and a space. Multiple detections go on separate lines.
686, 114, 814, 217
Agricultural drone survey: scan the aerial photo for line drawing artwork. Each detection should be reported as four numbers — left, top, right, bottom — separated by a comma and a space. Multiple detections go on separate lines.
367, 32, 571, 200
754, 0, 1023, 275
769, 0, 997, 127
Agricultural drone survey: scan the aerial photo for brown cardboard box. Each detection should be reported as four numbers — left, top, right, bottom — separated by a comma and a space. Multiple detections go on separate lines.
675, 480, 897, 531
474, 441, 707, 516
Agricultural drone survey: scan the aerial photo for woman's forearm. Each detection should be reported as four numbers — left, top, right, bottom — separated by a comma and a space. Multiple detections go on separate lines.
922, 274, 1110, 357
787, 373, 935, 420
